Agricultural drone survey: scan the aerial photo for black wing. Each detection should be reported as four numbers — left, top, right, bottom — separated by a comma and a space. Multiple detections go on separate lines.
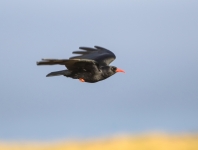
70, 46, 116, 66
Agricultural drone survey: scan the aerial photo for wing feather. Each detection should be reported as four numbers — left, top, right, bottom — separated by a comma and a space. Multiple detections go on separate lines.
70, 46, 116, 66
79, 47, 97, 51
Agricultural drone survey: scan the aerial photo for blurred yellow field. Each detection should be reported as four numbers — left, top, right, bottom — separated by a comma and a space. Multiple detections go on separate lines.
0, 134, 198, 150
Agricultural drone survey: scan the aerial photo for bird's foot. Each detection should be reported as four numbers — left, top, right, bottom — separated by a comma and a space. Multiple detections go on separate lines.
79, 78, 85, 82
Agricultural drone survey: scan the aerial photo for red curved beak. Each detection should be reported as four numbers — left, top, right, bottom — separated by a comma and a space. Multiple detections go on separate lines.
116, 68, 125, 73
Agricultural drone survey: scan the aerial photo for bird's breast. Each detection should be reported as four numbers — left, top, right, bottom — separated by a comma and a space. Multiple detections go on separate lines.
81, 72, 104, 83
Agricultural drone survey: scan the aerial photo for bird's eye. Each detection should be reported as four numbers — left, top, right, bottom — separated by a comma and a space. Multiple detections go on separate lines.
111, 67, 116, 71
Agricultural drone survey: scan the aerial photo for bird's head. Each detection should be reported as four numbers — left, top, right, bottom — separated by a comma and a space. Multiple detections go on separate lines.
101, 66, 125, 78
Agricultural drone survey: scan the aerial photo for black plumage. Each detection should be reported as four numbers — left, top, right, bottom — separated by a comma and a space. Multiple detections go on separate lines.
37, 46, 125, 83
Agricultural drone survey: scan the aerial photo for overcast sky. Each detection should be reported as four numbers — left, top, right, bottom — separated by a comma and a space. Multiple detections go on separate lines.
0, 0, 198, 141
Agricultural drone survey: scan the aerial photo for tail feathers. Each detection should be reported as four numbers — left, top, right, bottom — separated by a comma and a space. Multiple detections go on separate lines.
37, 59, 69, 65
46, 70, 71, 77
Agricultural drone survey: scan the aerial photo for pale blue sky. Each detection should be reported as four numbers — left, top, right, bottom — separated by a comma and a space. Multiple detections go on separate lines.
0, 0, 198, 141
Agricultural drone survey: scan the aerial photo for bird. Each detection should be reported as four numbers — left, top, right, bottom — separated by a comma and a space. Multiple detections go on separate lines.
37, 45, 125, 83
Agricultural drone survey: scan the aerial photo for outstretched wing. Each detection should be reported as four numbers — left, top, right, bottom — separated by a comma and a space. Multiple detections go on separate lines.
37, 58, 97, 70
70, 46, 116, 66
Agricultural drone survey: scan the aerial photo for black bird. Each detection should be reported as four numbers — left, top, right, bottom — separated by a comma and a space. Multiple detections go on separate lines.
37, 46, 125, 83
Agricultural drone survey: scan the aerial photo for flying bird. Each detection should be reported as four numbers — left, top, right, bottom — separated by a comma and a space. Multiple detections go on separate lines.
37, 46, 125, 83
